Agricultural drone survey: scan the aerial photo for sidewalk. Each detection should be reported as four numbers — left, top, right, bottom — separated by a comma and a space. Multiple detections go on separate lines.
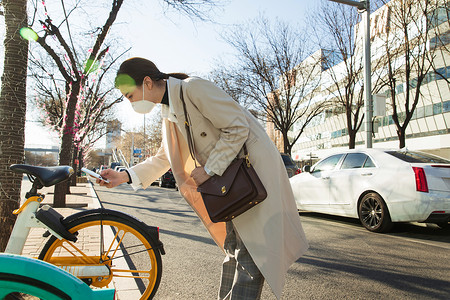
20, 176, 137, 299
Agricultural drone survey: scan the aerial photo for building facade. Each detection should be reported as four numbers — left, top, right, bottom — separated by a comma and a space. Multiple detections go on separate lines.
283, 0, 450, 163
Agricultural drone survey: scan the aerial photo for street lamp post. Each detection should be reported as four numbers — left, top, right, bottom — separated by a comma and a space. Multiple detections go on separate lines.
329, 0, 372, 148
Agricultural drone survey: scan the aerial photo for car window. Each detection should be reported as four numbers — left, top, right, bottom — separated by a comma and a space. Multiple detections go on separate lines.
341, 153, 369, 169
387, 150, 450, 163
312, 154, 343, 173
363, 157, 376, 168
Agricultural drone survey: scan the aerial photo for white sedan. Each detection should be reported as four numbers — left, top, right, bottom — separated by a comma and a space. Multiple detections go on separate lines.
290, 148, 450, 232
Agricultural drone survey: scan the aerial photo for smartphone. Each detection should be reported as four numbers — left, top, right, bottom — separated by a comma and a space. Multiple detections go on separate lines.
81, 167, 110, 183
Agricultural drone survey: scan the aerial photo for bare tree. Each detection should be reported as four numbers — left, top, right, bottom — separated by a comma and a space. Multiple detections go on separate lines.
211, 16, 326, 155
24, 0, 125, 207
0, 0, 28, 251
145, 114, 163, 158
30, 47, 129, 185
26, 0, 221, 207
373, 0, 449, 148
311, 1, 366, 149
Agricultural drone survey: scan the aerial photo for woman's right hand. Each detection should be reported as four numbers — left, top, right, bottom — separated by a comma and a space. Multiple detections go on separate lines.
97, 169, 129, 188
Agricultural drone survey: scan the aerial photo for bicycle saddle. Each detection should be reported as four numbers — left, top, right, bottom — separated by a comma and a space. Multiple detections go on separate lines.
10, 164, 74, 187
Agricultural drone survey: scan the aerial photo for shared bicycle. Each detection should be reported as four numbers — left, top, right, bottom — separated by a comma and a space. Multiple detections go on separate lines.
1, 164, 165, 299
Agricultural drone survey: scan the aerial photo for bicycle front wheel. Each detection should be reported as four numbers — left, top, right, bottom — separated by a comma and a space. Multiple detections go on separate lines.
39, 209, 163, 300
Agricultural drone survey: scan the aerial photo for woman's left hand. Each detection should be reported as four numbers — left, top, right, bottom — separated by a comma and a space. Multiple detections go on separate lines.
190, 167, 211, 186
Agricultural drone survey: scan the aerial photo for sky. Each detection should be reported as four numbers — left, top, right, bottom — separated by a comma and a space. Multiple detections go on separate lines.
0, 0, 314, 149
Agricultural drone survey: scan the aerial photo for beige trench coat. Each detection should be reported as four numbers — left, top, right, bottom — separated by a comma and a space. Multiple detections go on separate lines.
131, 77, 308, 299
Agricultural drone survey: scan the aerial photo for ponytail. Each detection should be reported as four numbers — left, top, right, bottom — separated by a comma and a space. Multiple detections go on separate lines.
167, 72, 189, 80
115, 57, 189, 88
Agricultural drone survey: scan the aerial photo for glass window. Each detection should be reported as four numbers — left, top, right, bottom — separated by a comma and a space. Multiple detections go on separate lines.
363, 157, 376, 168
427, 7, 450, 29
443, 101, 450, 112
436, 67, 446, 80
416, 107, 425, 118
431, 31, 450, 49
425, 105, 433, 117
433, 102, 443, 115
312, 154, 344, 173
395, 83, 404, 94
341, 153, 368, 169
409, 78, 418, 88
411, 109, 417, 120
427, 71, 436, 83
388, 115, 394, 125
387, 150, 450, 163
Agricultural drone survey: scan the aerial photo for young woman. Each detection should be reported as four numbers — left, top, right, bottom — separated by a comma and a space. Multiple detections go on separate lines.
99, 57, 308, 300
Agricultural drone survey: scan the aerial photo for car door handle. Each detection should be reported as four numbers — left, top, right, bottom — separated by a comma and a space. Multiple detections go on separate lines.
361, 173, 372, 176
322, 176, 330, 180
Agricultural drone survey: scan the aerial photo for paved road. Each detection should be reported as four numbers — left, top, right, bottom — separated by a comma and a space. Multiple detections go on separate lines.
94, 183, 450, 300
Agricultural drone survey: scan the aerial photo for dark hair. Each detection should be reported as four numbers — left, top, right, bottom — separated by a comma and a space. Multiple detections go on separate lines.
115, 57, 189, 88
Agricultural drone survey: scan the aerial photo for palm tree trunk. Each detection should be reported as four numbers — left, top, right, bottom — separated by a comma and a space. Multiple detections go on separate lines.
0, 0, 28, 251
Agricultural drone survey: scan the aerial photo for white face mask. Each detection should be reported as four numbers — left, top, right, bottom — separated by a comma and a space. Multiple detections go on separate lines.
131, 81, 156, 114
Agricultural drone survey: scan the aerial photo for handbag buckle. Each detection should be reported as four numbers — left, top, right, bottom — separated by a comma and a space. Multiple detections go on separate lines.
245, 154, 251, 167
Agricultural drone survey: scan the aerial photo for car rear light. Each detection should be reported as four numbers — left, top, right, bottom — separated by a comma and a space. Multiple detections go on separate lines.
413, 167, 428, 193
295, 168, 301, 175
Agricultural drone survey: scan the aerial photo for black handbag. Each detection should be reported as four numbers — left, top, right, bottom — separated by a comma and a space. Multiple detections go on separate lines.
179, 85, 267, 223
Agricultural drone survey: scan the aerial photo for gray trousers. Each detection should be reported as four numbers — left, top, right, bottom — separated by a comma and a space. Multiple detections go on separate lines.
218, 222, 264, 300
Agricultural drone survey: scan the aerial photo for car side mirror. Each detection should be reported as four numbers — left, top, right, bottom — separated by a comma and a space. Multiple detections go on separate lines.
303, 165, 311, 173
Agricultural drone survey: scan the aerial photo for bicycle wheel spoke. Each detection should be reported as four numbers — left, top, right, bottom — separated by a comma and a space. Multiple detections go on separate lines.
112, 268, 152, 279
60, 242, 97, 264
39, 216, 162, 300
105, 228, 122, 259
110, 230, 127, 260
104, 246, 154, 262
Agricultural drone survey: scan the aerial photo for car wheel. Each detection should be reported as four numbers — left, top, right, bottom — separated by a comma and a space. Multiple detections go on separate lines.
358, 192, 393, 233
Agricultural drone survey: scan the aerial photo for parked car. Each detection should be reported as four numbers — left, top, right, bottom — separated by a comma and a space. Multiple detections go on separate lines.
110, 162, 121, 170
97, 165, 108, 174
290, 148, 450, 232
159, 169, 176, 188
281, 153, 301, 178
114, 166, 126, 172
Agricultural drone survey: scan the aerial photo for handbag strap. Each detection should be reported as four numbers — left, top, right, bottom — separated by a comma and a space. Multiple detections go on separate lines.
179, 84, 198, 167
179, 84, 249, 168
